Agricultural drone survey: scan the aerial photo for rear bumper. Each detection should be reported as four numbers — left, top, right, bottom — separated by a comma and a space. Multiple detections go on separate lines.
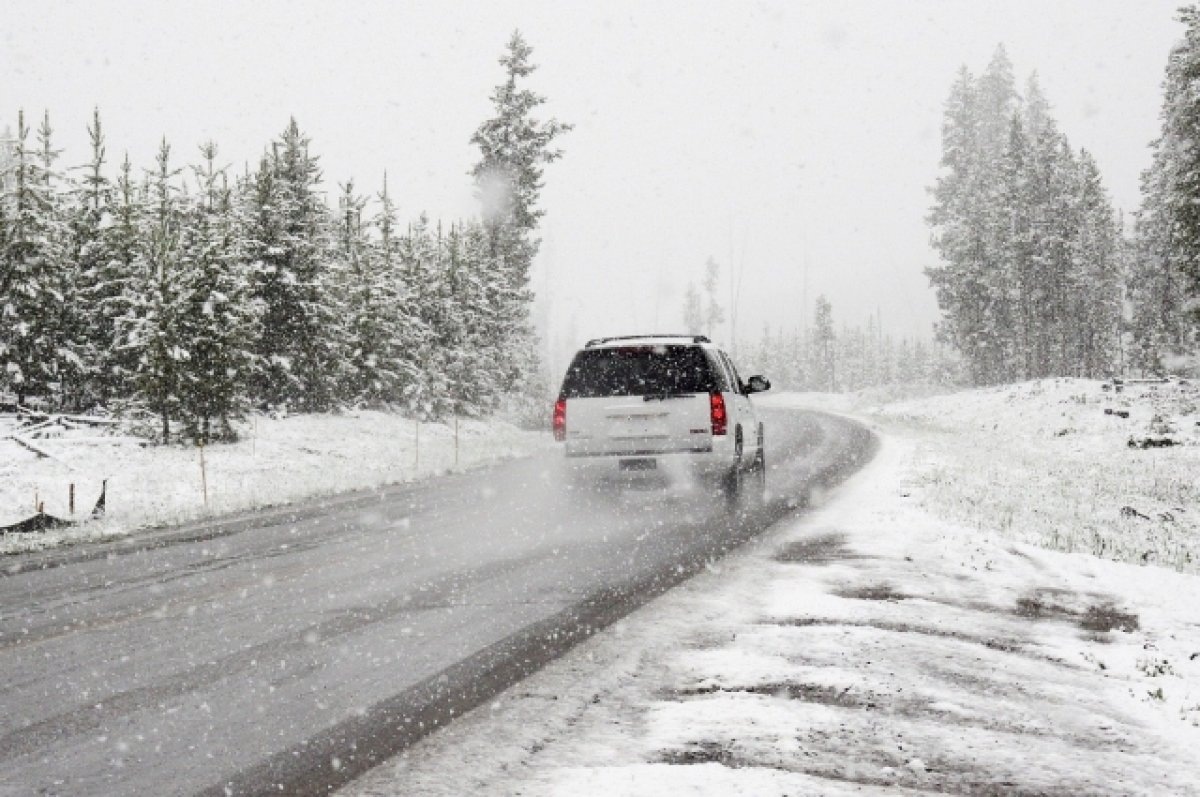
561, 443, 734, 484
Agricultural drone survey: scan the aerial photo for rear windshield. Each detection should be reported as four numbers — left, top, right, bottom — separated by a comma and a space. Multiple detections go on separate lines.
559, 345, 719, 398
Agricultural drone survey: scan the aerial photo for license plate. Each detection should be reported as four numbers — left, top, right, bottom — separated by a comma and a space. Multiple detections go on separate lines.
619, 458, 657, 471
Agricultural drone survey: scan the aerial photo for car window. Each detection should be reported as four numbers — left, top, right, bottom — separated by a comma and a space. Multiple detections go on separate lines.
720, 351, 746, 394
704, 351, 733, 392
560, 346, 719, 398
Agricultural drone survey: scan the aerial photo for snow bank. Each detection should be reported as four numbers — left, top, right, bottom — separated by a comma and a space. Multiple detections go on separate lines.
0, 412, 547, 555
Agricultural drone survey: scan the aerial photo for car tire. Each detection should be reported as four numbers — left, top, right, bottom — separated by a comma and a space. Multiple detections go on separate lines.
750, 444, 767, 501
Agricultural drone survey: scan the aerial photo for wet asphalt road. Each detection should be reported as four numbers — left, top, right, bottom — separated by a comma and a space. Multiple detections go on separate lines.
0, 408, 873, 796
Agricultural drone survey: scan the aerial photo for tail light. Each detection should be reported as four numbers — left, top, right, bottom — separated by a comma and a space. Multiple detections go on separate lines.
553, 397, 567, 441
710, 392, 727, 436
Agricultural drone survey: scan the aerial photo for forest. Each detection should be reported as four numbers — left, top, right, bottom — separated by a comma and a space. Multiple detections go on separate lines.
0, 32, 567, 443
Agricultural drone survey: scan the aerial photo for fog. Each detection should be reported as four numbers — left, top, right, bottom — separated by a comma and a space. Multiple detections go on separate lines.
2, 0, 1182, 372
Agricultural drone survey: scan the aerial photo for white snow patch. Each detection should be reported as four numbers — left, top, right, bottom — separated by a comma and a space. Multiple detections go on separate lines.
0, 411, 547, 555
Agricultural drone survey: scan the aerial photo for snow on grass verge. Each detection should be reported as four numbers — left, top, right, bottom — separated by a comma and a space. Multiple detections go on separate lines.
0, 411, 547, 555
340, 430, 1200, 797
770, 378, 1200, 573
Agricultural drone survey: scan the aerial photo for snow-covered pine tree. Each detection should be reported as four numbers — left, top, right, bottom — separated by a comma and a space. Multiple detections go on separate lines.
35, 112, 89, 409
1069, 150, 1122, 377
930, 49, 1127, 383
438, 221, 499, 417
998, 110, 1036, 380
102, 154, 145, 401
0, 110, 73, 407
334, 180, 374, 404
370, 176, 425, 407
973, 52, 1021, 384
469, 31, 570, 399
927, 67, 991, 383
1130, 155, 1188, 373
246, 119, 341, 411
175, 142, 256, 442
337, 178, 420, 408
119, 139, 186, 442
1032, 130, 1081, 377
396, 214, 446, 418
68, 108, 121, 408
810, 295, 836, 391
1130, 5, 1200, 372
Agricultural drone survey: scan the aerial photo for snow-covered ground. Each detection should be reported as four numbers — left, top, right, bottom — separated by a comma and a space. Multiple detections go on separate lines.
342, 381, 1200, 795
0, 411, 546, 555
831, 378, 1199, 573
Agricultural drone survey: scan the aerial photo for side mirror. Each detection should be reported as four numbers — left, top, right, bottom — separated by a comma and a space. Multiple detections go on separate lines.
746, 375, 771, 394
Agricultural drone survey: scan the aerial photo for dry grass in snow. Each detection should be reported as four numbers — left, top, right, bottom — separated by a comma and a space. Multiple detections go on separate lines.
770, 378, 1200, 573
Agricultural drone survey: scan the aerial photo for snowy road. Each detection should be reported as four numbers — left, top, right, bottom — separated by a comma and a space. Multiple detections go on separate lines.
0, 408, 873, 796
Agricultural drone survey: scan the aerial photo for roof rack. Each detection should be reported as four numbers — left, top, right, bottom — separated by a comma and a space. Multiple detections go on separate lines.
585, 334, 711, 348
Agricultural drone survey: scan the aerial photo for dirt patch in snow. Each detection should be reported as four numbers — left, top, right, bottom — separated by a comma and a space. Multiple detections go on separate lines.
1014, 587, 1140, 634
835, 582, 911, 602
773, 531, 874, 565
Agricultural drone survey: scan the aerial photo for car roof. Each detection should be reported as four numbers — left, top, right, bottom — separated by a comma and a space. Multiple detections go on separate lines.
584, 334, 714, 349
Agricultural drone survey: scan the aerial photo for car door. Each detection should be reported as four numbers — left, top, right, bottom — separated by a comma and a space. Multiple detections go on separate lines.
719, 350, 758, 458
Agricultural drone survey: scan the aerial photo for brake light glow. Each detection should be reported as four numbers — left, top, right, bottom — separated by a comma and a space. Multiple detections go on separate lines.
710, 392, 727, 436
553, 397, 567, 441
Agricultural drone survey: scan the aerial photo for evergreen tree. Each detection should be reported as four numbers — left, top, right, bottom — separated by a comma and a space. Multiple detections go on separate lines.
0, 110, 72, 406
439, 221, 501, 416
246, 119, 340, 411
120, 139, 186, 442
927, 67, 991, 383
38, 112, 89, 407
396, 214, 445, 417
69, 108, 121, 406
103, 154, 145, 400
928, 48, 1127, 384
469, 31, 570, 395
336, 178, 426, 409
371, 176, 426, 406
811, 295, 836, 391
1130, 5, 1200, 371
1071, 150, 1122, 376
175, 142, 256, 442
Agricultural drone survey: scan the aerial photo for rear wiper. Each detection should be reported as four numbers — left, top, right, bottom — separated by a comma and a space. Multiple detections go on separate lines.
643, 393, 693, 402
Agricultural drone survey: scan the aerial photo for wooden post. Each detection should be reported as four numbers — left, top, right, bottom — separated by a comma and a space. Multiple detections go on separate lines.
454, 416, 459, 468
34, 488, 38, 513
69, 483, 75, 515
199, 443, 209, 507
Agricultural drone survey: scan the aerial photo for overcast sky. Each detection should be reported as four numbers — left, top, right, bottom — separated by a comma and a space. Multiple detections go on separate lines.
1, 0, 1187, 368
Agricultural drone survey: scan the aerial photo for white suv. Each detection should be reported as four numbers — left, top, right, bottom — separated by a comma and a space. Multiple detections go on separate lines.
553, 334, 770, 501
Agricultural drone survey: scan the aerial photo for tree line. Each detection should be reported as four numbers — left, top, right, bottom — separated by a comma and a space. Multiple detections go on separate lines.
926, 46, 1124, 386
742, 296, 958, 394
0, 31, 568, 443
930, 16, 1200, 385
1129, 5, 1200, 374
